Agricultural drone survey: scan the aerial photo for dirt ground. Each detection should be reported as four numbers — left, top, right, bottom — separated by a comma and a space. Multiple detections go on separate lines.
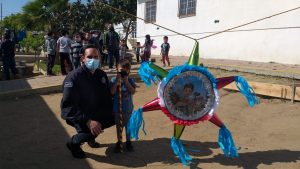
0, 82, 300, 169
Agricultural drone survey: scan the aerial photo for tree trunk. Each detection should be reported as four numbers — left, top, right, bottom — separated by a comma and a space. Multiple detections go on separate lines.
124, 19, 133, 42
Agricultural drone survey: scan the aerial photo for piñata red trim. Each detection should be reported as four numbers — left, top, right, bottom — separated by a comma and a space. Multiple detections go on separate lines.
161, 107, 213, 126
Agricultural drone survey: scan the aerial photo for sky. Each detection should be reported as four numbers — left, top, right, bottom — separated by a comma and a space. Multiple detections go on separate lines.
0, 0, 87, 18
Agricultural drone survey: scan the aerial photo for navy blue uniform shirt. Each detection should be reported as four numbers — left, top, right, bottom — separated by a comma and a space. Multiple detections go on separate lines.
61, 65, 113, 126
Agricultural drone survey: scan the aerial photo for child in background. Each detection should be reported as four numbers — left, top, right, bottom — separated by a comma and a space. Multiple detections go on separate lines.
139, 34, 153, 61
119, 39, 129, 61
136, 42, 141, 63
160, 36, 170, 67
70, 33, 83, 69
111, 59, 136, 153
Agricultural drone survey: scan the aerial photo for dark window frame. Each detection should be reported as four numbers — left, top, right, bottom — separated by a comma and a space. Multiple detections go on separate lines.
144, 0, 157, 23
178, 0, 197, 18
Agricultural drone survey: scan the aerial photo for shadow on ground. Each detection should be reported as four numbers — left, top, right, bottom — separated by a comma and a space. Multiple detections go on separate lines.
86, 138, 300, 169
0, 94, 299, 169
0, 95, 92, 169
190, 149, 300, 169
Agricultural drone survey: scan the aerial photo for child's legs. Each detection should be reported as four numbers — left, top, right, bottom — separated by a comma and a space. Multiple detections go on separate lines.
143, 52, 150, 61
165, 54, 170, 64
162, 55, 166, 64
136, 54, 140, 62
124, 112, 132, 141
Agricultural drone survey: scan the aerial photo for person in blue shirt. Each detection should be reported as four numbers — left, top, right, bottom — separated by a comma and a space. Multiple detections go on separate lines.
160, 36, 170, 67
110, 59, 136, 153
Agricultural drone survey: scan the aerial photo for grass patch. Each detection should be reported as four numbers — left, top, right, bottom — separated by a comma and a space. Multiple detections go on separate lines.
35, 60, 60, 75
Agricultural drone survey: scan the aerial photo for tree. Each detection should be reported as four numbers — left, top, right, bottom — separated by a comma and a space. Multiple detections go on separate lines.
19, 32, 44, 52
69, 0, 87, 33
22, 0, 69, 31
92, 0, 137, 41
1, 13, 25, 31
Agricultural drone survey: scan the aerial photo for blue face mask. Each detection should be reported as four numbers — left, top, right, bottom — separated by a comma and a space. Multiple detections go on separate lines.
85, 58, 100, 71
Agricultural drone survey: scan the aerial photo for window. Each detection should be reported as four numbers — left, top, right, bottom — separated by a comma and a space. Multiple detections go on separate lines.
145, 0, 157, 23
179, 0, 197, 17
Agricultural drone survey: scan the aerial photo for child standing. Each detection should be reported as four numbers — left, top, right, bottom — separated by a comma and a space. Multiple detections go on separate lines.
119, 39, 129, 61
135, 42, 141, 63
111, 59, 136, 153
139, 34, 153, 61
161, 36, 170, 67
70, 33, 83, 69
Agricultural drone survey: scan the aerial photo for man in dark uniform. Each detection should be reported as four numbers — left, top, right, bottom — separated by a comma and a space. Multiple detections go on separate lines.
105, 24, 120, 70
0, 34, 17, 80
61, 44, 115, 158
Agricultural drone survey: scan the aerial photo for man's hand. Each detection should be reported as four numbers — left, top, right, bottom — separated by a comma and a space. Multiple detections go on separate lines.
86, 120, 103, 136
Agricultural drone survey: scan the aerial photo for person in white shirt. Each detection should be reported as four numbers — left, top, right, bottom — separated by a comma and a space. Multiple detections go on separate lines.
57, 30, 72, 75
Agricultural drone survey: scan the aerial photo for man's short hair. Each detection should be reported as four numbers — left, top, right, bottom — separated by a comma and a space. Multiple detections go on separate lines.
82, 44, 100, 56
164, 36, 168, 39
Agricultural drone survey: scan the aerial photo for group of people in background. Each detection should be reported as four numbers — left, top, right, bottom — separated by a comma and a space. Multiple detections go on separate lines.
0, 25, 171, 80
44, 24, 127, 76
135, 35, 171, 67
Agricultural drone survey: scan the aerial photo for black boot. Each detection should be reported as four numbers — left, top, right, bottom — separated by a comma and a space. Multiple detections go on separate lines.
87, 139, 101, 148
114, 141, 123, 153
66, 141, 86, 159
126, 140, 134, 152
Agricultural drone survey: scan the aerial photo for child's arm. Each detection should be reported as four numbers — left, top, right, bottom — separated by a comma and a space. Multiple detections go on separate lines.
110, 75, 121, 95
124, 77, 136, 94
138, 43, 145, 48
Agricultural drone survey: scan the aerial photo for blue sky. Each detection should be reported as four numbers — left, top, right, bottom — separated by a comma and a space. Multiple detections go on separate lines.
0, 0, 87, 18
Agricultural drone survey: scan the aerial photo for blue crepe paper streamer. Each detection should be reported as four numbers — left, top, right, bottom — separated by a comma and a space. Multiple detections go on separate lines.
138, 62, 160, 87
171, 137, 192, 166
126, 108, 147, 140
234, 76, 259, 107
218, 126, 239, 158
164, 64, 218, 88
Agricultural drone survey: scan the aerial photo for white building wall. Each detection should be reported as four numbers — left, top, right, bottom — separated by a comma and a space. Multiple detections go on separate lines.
137, 0, 300, 64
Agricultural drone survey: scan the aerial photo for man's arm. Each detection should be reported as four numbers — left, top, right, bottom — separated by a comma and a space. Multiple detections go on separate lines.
60, 75, 89, 124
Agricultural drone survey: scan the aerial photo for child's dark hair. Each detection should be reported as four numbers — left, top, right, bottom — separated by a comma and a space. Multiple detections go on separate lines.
163, 36, 168, 39
184, 83, 194, 91
145, 34, 151, 43
136, 42, 140, 45
118, 59, 131, 69
61, 30, 68, 36
47, 31, 54, 37
74, 32, 81, 37
145, 34, 151, 40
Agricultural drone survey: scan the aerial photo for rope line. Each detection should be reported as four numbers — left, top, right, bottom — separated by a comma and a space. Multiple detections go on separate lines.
97, 1, 300, 42
197, 6, 300, 40
135, 26, 300, 39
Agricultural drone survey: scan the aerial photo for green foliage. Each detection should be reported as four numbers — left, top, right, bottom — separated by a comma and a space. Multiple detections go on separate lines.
1, 13, 27, 31
37, 60, 61, 75
22, 0, 69, 31
1, 0, 137, 34
19, 32, 45, 52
